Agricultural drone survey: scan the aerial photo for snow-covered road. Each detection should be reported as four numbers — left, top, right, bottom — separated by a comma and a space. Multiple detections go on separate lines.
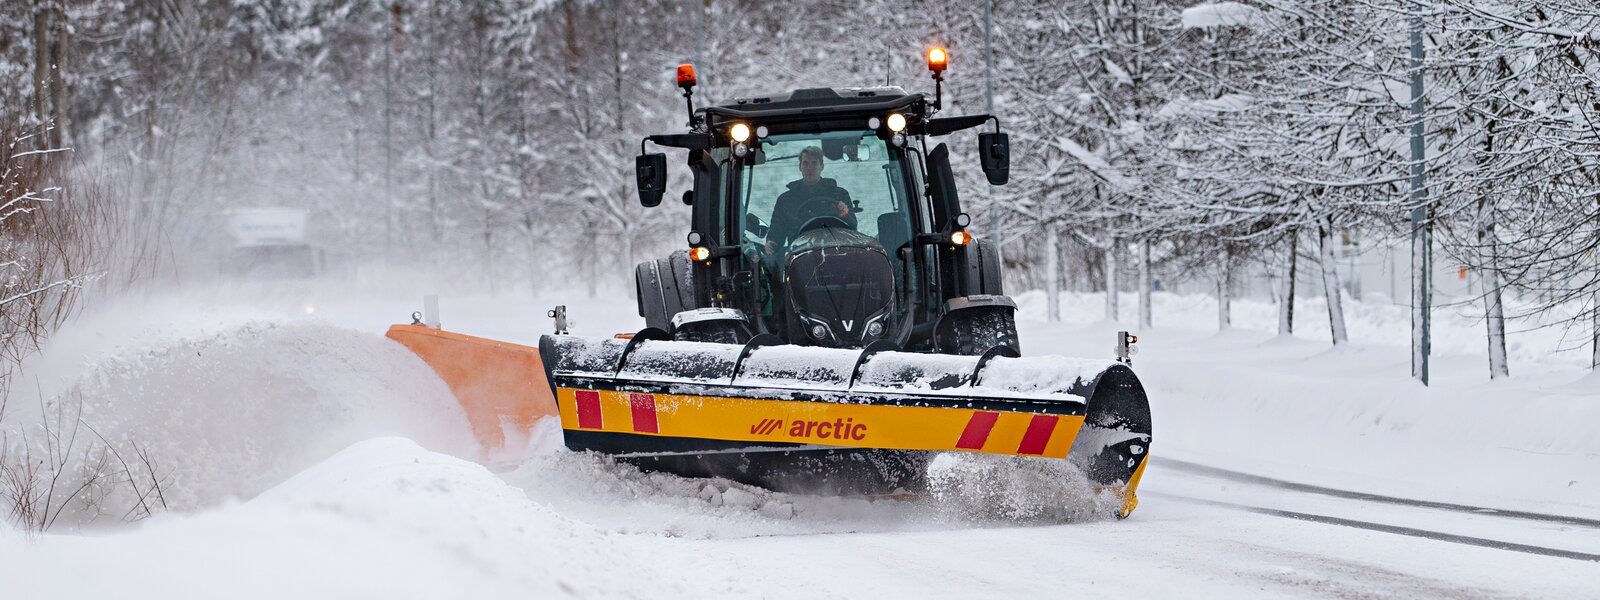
8, 436, 1596, 599
4, 286, 1598, 598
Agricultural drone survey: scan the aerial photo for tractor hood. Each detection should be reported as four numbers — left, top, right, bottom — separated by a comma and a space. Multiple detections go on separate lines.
784, 226, 894, 348
788, 222, 881, 254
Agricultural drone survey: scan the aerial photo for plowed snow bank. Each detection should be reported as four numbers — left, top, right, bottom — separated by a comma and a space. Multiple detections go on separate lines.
3, 438, 682, 598
4, 322, 475, 528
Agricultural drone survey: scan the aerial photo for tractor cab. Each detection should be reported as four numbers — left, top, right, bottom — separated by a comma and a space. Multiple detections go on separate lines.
732, 115, 915, 342
635, 50, 1018, 355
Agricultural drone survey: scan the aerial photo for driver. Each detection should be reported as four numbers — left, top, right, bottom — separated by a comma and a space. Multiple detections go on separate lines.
766, 146, 855, 253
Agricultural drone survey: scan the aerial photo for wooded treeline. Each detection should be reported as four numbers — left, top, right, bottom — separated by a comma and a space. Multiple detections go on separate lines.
2, 0, 1598, 376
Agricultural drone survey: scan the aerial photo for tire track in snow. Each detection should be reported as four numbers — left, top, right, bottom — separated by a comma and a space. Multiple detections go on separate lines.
1150, 491, 1600, 563
1157, 457, 1600, 530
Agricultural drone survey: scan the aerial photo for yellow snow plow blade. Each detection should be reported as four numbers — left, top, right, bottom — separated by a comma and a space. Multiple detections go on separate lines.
554, 386, 1086, 459
541, 332, 1151, 509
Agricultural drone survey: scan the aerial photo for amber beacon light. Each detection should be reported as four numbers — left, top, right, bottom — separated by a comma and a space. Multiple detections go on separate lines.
927, 47, 948, 73
676, 64, 697, 89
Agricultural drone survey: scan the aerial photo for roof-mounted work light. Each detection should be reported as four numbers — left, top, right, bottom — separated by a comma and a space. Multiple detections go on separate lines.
886, 113, 907, 133
730, 122, 752, 143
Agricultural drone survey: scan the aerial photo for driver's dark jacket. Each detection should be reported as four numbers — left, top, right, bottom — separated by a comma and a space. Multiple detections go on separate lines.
769, 178, 855, 250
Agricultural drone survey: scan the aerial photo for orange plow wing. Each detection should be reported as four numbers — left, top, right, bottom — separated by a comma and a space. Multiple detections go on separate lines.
385, 324, 556, 453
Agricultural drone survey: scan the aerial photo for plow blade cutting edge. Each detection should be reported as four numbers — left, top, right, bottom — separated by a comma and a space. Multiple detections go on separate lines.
538, 332, 1152, 517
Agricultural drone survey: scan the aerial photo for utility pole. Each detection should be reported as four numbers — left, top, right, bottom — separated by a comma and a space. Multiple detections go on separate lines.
1409, 11, 1431, 385
693, 0, 705, 99
983, 0, 1005, 263
384, 3, 404, 260
984, 0, 995, 114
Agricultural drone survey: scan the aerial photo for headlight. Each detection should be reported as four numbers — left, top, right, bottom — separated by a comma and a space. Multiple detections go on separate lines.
730, 122, 752, 143
887, 113, 907, 132
865, 321, 885, 337
733, 142, 749, 157
689, 247, 711, 261
950, 231, 973, 246
809, 324, 828, 340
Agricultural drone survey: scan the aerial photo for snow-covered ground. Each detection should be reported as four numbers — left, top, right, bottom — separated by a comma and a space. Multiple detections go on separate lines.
4, 283, 1598, 598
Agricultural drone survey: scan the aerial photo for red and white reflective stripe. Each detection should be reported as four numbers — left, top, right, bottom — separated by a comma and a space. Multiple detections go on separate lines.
575, 390, 603, 429
955, 411, 1000, 450
1016, 414, 1059, 455
630, 393, 660, 434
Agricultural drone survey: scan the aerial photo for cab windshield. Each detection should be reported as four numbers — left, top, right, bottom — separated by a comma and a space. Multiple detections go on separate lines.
738, 131, 913, 257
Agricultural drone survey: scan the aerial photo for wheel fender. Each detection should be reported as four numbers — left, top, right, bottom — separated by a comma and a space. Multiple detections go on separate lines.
963, 238, 1005, 296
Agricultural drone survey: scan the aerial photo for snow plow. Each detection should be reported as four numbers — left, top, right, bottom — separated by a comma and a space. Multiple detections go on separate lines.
387, 49, 1151, 516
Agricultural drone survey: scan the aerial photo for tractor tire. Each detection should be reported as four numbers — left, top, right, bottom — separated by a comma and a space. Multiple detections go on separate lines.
938, 306, 1020, 356
635, 250, 696, 332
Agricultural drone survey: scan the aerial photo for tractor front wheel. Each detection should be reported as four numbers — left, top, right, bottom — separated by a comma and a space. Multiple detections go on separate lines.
937, 306, 1020, 356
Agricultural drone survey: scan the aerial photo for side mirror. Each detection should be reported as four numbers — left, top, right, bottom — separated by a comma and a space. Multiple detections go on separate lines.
978, 132, 1009, 185
744, 213, 769, 237
636, 153, 667, 207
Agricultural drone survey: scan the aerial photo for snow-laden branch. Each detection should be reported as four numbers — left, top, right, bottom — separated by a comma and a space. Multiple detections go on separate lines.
7, 147, 72, 160
1181, 3, 1267, 30
0, 279, 77, 309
